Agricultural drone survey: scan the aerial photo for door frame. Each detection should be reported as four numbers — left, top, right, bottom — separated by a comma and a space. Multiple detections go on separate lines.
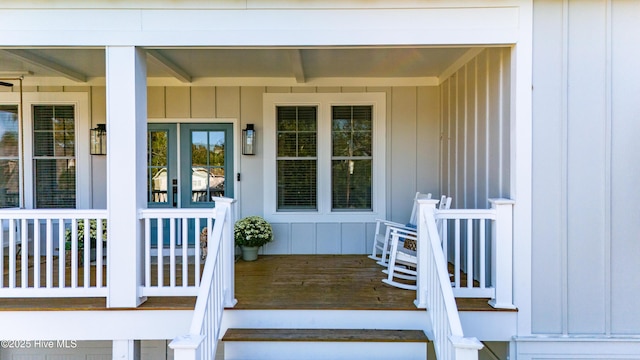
147, 117, 240, 212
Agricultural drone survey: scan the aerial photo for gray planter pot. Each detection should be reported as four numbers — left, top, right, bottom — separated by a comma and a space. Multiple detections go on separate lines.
241, 246, 259, 261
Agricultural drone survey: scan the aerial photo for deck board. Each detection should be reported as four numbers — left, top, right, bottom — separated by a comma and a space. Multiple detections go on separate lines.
1, 254, 510, 312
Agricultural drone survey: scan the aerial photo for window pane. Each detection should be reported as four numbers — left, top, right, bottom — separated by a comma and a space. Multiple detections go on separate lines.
148, 130, 169, 204
208, 131, 225, 166
35, 159, 76, 208
352, 131, 372, 156
277, 107, 297, 131
297, 132, 317, 157
278, 160, 316, 210
191, 131, 208, 166
0, 105, 19, 157
277, 133, 297, 157
332, 159, 372, 210
0, 160, 19, 208
297, 107, 317, 131
331, 105, 373, 211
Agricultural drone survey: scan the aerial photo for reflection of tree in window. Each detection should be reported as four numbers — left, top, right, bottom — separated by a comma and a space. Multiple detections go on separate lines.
331, 106, 372, 210
191, 131, 225, 201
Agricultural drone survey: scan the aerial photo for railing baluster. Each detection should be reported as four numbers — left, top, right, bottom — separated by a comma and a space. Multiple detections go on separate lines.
34, 219, 41, 288
479, 219, 486, 289
466, 218, 473, 289
46, 219, 52, 288
158, 217, 164, 288
20, 219, 28, 288
97, 217, 103, 288
58, 218, 65, 288
9, 219, 16, 288
170, 217, 176, 288
182, 217, 188, 287
84, 218, 91, 288
71, 218, 78, 288
454, 218, 460, 288
145, 218, 151, 288
195, 218, 201, 287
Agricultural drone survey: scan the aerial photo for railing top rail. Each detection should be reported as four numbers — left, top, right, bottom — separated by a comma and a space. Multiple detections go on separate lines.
435, 208, 497, 220
0, 209, 108, 219
139, 208, 217, 219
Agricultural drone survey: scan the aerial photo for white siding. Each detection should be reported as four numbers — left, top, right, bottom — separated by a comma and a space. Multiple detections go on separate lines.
439, 48, 512, 210
532, 0, 640, 336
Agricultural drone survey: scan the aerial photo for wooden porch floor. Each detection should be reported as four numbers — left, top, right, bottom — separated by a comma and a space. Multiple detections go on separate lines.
0, 255, 506, 312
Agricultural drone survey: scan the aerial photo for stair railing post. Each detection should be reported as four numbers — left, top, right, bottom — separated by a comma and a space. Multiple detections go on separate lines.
169, 334, 204, 360
214, 197, 237, 307
450, 336, 484, 360
415, 198, 440, 309
488, 198, 516, 309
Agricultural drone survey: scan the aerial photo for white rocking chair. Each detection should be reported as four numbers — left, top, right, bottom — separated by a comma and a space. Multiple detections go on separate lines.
381, 196, 452, 290
368, 192, 431, 266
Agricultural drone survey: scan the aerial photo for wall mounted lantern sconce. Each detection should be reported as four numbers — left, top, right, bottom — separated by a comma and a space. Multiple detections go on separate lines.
242, 123, 256, 155
90, 124, 107, 155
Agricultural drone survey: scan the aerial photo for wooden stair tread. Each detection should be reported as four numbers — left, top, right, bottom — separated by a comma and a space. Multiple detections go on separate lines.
222, 328, 429, 343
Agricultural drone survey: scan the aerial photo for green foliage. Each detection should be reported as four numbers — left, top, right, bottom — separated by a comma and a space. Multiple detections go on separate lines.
64, 219, 107, 250
234, 216, 273, 248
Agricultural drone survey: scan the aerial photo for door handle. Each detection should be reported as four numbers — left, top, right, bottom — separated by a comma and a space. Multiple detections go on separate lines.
172, 179, 178, 208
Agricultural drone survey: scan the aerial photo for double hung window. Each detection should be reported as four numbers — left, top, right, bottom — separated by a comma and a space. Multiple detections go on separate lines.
33, 105, 76, 208
264, 93, 386, 221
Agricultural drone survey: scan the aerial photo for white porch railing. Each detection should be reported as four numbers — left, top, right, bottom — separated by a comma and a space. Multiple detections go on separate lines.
169, 198, 237, 360
0, 209, 108, 297
416, 199, 483, 360
139, 199, 236, 297
436, 199, 515, 308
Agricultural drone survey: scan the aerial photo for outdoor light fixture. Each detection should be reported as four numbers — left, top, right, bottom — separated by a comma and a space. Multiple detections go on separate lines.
90, 124, 107, 155
242, 123, 256, 155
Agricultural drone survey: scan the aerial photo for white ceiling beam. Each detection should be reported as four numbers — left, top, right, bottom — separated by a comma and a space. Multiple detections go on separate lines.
438, 48, 485, 84
0, 49, 87, 83
146, 49, 192, 83
288, 50, 306, 84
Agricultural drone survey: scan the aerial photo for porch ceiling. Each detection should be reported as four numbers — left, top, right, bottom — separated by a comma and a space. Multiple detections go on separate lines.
0, 47, 473, 84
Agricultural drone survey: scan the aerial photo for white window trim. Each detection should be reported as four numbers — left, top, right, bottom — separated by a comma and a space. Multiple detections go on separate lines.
0, 92, 90, 209
263, 92, 386, 223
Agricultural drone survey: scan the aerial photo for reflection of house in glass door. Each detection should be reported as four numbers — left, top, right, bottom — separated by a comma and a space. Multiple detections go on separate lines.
147, 122, 233, 246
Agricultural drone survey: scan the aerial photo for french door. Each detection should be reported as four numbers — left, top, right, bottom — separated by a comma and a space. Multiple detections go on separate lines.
147, 123, 234, 245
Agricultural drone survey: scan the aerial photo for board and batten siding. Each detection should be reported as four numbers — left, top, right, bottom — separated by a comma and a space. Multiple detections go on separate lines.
439, 48, 512, 210
532, 0, 640, 337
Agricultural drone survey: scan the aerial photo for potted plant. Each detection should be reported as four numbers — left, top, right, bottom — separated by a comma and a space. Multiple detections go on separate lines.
65, 219, 107, 265
234, 216, 273, 261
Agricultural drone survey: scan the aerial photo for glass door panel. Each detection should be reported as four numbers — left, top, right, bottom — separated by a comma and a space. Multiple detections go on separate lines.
180, 123, 233, 208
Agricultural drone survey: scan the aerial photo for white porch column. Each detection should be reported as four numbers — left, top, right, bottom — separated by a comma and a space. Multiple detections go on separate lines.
415, 198, 439, 309
488, 198, 516, 309
106, 46, 147, 308
112, 340, 141, 360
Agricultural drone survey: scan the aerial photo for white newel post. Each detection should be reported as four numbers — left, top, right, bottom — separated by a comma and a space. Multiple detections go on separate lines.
169, 335, 204, 360
488, 198, 516, 309
415, 198, 440, 309
106, 46, 148, 308
215, 197, 238, 307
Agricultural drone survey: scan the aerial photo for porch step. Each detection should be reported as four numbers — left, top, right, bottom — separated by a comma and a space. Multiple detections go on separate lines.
222, 328, 429, 360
